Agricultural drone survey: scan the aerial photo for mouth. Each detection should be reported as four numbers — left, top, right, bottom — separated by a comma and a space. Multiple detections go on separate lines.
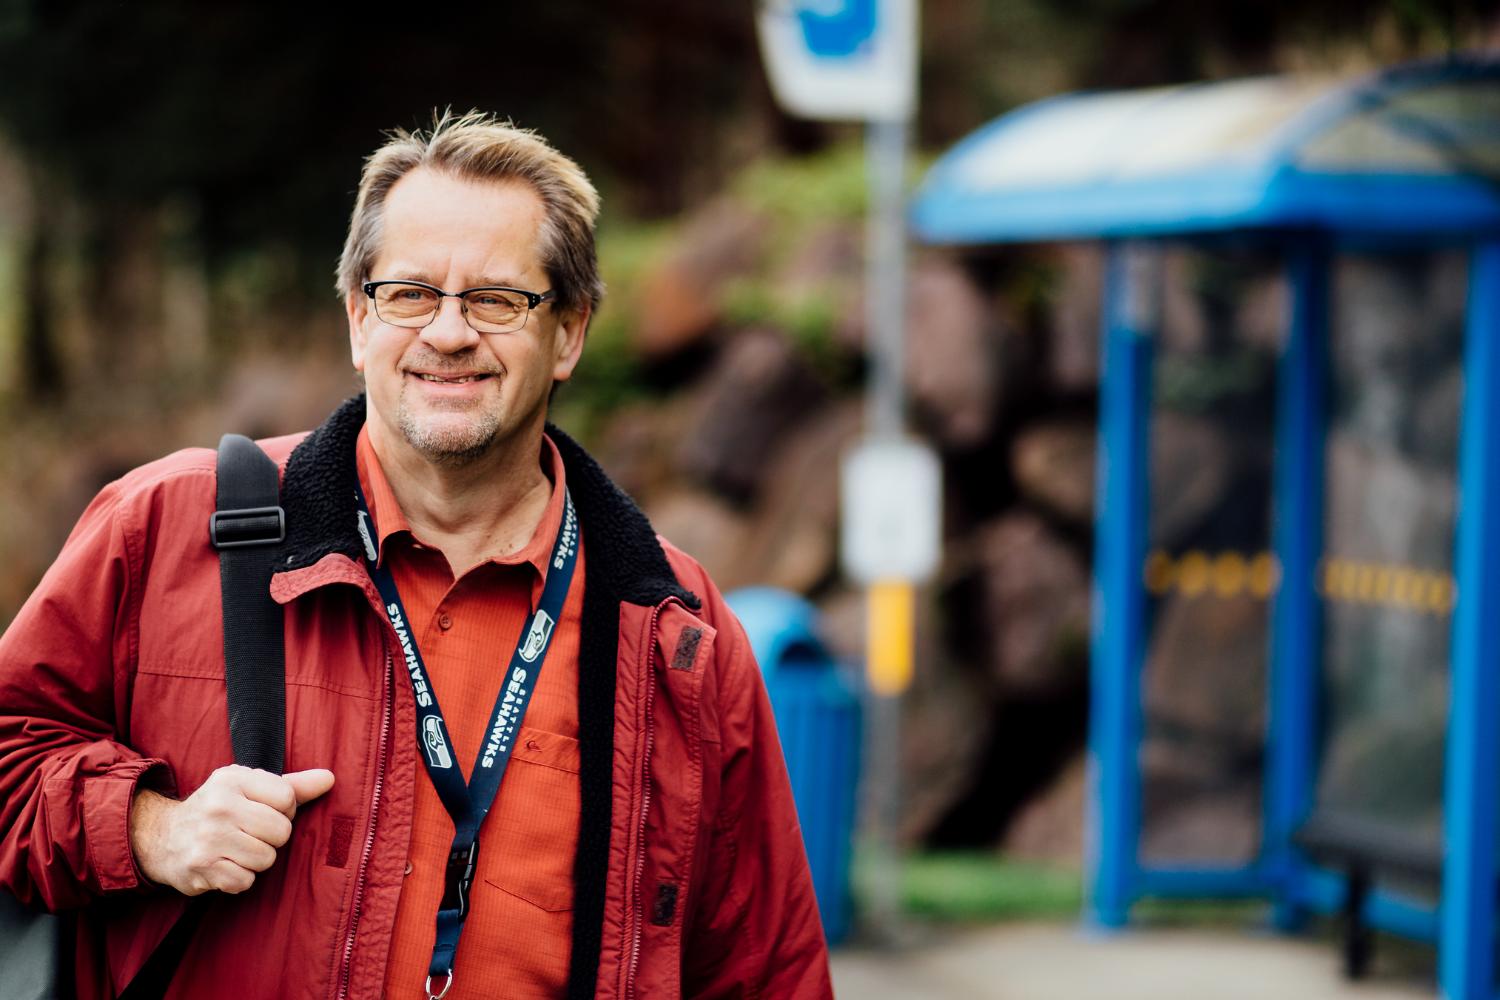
410, 372, 493, 385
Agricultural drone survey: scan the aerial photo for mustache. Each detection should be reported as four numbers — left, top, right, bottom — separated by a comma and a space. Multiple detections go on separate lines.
398, 349, 504, 376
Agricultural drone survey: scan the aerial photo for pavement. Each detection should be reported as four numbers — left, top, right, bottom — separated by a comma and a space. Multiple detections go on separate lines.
829, 923, 1435, 1000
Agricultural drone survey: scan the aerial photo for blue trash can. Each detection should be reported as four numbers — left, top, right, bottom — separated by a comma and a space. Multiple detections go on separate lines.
726, 587, 862, 944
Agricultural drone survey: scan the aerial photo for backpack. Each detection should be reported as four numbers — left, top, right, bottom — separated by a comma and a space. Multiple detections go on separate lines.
0, 434, 287, 1000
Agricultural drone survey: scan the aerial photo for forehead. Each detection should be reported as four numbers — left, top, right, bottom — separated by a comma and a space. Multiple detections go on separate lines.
372, 167, 547, 284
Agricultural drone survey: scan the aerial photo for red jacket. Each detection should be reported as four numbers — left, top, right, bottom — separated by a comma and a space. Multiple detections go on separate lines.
0, 397, 833, 1000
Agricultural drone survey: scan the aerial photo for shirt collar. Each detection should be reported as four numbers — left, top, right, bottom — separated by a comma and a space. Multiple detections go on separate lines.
354, 426, 569, 582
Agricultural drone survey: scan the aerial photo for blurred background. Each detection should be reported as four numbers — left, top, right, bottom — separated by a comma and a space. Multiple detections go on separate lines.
2, 2, 1499, 997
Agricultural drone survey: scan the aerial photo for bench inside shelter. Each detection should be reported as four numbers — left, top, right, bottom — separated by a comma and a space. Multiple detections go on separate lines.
1294, 812, 1445, 980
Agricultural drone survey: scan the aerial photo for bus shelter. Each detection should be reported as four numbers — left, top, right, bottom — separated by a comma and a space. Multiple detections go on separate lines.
911, 57, 1500, 1000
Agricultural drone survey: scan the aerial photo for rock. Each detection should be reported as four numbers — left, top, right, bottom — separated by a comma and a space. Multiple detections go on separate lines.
1149, 411, 1237, 551
217, 347, 358, 441
1001, 752, 1086, 864
632, 200, 769, 359
642, 489, 752, 592
737, 399, 863, 593
1323, 430, 1457, 570
1235, 269, 1288, 355
813, 586, 866, 665
901, 656, 994, 845
589, 396, 699, 502
1159, 248, 1208, 355
1045, 244, 1102, 394
1138, 769, 1261, 865
1315, 711, 1445, 837
1142, 590, 1268, 749
778, 222, 866, 358
1011, 420, 1096, 527
969, 512, 1090, 697
903, 256, 1001, 449
674, 327, 827, 502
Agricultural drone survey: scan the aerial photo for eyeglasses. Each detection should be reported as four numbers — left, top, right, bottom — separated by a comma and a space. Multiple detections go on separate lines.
363, 279, 556, 334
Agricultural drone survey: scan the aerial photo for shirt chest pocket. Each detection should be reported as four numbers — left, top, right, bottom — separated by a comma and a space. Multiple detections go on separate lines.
477, 725, 581, 912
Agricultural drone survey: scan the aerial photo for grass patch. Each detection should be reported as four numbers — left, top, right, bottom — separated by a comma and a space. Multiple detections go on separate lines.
879, 851, 1084, 923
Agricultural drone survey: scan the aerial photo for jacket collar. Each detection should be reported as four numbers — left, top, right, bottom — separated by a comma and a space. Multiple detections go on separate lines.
276, 394, 699, 610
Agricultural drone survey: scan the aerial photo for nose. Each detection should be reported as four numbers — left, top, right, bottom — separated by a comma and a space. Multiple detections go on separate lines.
418, 296, 481, 354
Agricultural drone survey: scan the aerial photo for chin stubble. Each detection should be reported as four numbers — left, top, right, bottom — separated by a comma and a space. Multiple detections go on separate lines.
396, 385, 504, 467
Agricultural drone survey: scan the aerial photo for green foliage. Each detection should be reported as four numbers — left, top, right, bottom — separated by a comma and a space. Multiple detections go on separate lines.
550, 220, 674, 438
721, 278, 846, 377
876, 850, 1275, 928
883, 852, 1084, 923
1155, 350, 1273, 414
731, 145, 869, 226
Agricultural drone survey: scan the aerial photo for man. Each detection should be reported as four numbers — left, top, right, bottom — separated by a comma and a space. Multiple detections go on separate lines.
0, 112, 833, 999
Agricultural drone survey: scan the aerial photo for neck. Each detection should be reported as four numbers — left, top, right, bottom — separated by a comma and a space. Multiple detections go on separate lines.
367, 419, 552, 575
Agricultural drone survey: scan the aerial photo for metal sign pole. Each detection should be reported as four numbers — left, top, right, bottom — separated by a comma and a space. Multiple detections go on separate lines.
757, 0, 928, 944
862, 115, 910, 938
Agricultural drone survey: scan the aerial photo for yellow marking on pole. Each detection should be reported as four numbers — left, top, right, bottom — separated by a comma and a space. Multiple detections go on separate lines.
1178, 551, 1210, 597
1249, 552, 1278, 599
1392, 567, 1416, 608
1212, 551, 1246, 599
867, 579, 915, 696
1143, 551, 1175, 595
1139, 549, 1451, 614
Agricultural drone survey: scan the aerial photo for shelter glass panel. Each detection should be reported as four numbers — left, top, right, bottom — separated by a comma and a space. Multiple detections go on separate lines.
1139, 245, 1280, 866
1315, 249, 1467, 873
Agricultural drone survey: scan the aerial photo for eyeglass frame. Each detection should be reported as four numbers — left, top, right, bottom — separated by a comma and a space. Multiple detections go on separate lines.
362, 278, 557, 333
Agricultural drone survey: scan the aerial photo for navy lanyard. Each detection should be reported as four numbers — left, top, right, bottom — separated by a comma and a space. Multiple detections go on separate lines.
354, 482, 579, 999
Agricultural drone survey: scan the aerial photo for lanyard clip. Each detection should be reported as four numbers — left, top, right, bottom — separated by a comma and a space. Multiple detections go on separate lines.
440, 840, 480, 918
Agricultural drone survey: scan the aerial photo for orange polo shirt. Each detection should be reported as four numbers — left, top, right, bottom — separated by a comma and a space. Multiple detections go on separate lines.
357, 428, 584, 1000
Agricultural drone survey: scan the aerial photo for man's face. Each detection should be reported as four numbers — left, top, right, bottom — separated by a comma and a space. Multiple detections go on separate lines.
346, 168, 588, 467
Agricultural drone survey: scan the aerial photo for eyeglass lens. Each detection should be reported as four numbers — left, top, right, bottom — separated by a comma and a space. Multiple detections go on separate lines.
373, 283, 531, 333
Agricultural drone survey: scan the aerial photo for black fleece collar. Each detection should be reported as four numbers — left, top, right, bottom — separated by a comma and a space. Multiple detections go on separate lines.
276, 394, 699, 611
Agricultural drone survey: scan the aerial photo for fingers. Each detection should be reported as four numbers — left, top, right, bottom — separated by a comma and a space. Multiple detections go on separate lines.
238, 801, 295, 850
285, 768, 336, 806
224, 766, 298, 818
222, 829, 279, 874
201, 858, 257, 895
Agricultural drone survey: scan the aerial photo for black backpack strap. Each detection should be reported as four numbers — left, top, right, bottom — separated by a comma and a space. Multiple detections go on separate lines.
210, 433, 287, 775
118, 434, 287, 1000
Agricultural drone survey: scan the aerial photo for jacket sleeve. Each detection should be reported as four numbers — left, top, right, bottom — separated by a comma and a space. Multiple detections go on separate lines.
0, 480, 173, 909
680, 577, 834, 1000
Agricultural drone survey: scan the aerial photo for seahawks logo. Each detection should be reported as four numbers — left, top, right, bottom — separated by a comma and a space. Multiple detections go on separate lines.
422, 716, 453, 769
519, 611, 555, 663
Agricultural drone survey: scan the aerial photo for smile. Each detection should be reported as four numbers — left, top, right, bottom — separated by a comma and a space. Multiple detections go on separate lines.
412, 373, 491, 384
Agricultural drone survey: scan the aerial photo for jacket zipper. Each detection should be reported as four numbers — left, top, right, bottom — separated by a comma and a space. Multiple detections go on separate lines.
336, 646, 394, 1000
624, 599, 674, 1000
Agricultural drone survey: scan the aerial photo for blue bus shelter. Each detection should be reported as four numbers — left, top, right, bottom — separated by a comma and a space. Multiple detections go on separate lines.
912, 57, 1500, 1000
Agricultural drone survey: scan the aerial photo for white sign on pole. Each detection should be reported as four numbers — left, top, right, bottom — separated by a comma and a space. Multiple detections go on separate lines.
756, 0, 917, 122
840, 439, 942, 584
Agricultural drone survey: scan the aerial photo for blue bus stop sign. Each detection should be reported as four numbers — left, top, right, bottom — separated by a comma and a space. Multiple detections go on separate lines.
756, 0, 916, 122
797, 0, 877, 57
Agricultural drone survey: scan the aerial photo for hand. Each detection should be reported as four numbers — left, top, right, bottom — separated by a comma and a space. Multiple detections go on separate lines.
129, 765, 335, 896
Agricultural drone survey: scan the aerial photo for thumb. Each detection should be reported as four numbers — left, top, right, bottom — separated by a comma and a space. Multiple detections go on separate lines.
284, 768, 336, 806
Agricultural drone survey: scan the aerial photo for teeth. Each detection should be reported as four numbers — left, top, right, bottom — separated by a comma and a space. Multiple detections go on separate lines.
417, 373, 482, 383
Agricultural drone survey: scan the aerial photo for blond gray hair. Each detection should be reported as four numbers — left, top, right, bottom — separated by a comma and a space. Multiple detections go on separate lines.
337, 110, 603, 317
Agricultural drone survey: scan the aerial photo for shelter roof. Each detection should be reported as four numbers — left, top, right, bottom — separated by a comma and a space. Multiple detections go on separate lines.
912, 57, 1500, 243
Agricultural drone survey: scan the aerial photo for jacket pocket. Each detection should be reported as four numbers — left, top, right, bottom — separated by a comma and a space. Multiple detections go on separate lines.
477, 725, 580, 912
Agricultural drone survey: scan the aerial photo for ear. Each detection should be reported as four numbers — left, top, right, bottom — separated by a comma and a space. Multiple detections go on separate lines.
347, 288, 370, 372
550, 303, 591, 383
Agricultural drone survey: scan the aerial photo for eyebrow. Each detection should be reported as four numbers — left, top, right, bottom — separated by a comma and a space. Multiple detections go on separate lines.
382, 270, 531, 289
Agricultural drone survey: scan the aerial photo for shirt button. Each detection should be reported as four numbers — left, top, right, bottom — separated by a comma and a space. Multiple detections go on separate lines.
404, 861, 413, 876
437, 612, 453, 631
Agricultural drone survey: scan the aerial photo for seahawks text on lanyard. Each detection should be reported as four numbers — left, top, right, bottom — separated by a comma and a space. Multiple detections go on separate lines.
354, 481, 579, 1000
